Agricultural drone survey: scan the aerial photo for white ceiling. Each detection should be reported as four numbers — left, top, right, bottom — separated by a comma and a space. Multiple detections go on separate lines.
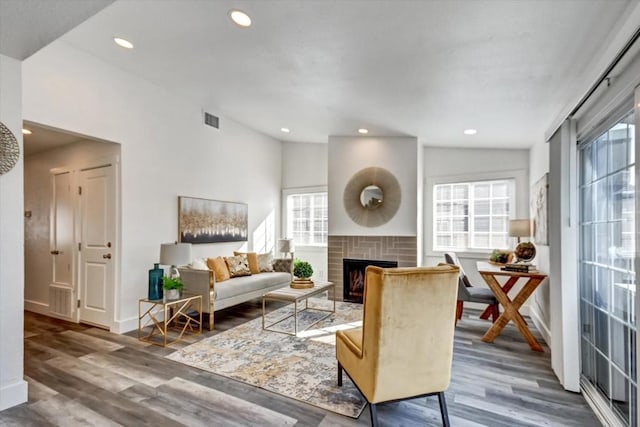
0, 0, 113, 60
9, 1, 639, 149
22, 122, 86, 156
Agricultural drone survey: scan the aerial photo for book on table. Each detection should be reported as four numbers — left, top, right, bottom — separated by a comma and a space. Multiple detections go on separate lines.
501, 263, 538, 273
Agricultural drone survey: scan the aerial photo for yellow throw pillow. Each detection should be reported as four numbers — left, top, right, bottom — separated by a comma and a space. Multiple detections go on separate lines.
206, 257, 230, 282
234, 251, 260, 274
225, 255, 251, 277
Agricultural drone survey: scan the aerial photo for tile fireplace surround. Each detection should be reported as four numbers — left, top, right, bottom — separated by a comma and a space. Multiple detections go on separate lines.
327, 236, 417, 301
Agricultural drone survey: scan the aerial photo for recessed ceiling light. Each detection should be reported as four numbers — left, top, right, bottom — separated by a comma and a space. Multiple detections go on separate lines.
230, 10, 252, 27
280, 128, 290, 133
463, 129, 477, 135
113, 37, 134, 49
358, 128, 369, 134
22, 128, 32, 135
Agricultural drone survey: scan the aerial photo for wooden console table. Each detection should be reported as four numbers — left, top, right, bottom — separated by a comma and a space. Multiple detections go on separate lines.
476, 261, 547, 352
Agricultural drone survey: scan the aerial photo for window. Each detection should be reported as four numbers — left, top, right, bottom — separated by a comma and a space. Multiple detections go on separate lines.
433, 179, 514, 251
285, 191, 327, 246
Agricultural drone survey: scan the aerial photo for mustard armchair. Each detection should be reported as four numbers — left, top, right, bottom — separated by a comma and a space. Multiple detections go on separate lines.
336, 264, 460, 427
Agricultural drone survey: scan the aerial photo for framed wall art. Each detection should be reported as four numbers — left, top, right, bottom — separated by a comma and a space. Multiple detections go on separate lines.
530, 173, 549, 245
178, 196, 248, 244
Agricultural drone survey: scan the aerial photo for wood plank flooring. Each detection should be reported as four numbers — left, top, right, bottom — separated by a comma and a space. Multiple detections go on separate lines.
0, 302, 600, 426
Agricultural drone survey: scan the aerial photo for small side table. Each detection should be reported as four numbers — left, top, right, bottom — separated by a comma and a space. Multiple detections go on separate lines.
138, 293, 202, 347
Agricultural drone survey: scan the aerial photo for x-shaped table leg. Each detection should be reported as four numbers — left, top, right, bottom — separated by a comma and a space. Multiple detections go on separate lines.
480, 273, 545, 352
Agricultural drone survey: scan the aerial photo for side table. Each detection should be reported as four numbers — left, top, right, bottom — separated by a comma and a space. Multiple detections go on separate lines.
138, 293, 202, 347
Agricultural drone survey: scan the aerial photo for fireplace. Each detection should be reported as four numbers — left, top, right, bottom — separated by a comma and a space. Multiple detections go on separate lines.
343, 258, 398, 303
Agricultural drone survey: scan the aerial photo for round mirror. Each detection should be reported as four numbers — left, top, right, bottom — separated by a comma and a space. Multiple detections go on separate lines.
360, 185, 383, 209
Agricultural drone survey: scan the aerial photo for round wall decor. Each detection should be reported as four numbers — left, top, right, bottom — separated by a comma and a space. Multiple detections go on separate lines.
343, 167, 401, 227
0, 122, 20, 175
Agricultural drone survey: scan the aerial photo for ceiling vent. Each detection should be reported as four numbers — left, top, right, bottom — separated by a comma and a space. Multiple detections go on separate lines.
204, 112, 219, 129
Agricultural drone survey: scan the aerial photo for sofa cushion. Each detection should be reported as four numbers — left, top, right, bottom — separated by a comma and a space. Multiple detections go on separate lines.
257, 253, 274, 272
207, 257, 230, 282
225, 255, 251, 277
190, 257, 209, 270
215, 272, 291, 300
234, 251, 260, 274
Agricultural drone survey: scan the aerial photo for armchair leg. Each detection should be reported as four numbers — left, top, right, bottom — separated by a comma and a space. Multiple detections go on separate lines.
437, 392, 450, 427
455, 300, 463, 325
369, 403, 379, 427
337, 362, 343, 386
491, 304, 499, 323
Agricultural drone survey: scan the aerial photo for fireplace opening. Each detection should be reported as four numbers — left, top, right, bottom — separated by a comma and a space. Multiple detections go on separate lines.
343, 258, 398, 303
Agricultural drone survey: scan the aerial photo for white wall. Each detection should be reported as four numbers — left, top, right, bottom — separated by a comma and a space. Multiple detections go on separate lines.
281, 142, 327, 188
22, 42, 283, 332
281, 142, 328, 281
328, 136, 418, 236
0, 54, 28, 410
423, 147, 530, 281
23, 140, 120, 312
529, 139, 551, 345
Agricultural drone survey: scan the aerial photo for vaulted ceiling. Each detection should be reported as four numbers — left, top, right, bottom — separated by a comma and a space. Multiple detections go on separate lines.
2, 0, 636, 148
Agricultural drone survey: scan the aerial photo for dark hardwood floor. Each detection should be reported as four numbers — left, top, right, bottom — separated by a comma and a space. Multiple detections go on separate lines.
0, 301, 600, 426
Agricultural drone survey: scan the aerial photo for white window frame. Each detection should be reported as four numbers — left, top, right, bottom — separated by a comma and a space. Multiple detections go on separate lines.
425, 169, 528, 258
282, 186, 328, 248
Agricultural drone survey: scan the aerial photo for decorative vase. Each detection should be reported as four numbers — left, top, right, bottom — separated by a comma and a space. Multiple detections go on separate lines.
148, 263, 164, 300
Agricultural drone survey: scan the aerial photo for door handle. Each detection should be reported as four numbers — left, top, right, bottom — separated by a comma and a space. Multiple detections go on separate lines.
50, 250, 60, 255
103, 253, 112, 259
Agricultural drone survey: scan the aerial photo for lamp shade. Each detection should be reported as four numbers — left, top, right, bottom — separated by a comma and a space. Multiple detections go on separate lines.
159, 242, 192, 266
508, 219, 531, 238
277, 238, 294, 253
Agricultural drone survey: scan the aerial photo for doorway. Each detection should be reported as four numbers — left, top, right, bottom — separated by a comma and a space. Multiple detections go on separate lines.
23, 122, 120, 330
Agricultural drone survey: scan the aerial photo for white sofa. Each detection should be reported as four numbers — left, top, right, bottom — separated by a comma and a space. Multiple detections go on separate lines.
178, 258, 292, 330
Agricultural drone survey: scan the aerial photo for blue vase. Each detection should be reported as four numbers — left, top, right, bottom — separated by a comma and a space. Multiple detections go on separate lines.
148, 263, 164, 300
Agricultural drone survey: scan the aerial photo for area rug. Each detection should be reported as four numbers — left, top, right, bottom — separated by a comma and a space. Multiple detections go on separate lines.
166, 299, 367, 418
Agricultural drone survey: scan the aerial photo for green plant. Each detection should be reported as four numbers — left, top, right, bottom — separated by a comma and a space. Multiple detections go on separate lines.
162, 276, 184, 291
293, 259, 313, 279
489, 249, 511, 264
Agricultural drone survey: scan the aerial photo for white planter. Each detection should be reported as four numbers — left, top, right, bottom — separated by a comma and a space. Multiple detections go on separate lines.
165, 289, 180, 300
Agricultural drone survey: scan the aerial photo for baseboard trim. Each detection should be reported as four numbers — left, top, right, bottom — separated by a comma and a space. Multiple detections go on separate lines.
529, 304, 551, 348
112, 316, 138, 334
0, 379, 28, 411
24, 299, 49, 315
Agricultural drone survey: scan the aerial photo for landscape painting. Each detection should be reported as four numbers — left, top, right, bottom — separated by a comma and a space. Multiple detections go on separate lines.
179, 196, 248, 244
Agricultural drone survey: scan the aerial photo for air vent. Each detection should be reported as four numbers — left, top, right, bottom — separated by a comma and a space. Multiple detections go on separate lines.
204, 112, 219, 129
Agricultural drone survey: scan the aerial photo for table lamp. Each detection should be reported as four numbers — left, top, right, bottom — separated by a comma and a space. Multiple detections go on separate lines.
277, 238, 294, 259
160, 242, 192, 279
509, 219, 536, 262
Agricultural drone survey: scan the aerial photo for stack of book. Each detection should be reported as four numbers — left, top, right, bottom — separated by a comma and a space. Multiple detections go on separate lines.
501, 263, 538, 273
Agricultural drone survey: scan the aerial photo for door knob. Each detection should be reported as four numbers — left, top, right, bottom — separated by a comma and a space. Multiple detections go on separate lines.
50, 250, 60, 255
103, 253, 112, 259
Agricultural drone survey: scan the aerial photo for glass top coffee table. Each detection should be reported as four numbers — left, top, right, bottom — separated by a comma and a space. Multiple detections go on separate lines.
262, 281, 335, 336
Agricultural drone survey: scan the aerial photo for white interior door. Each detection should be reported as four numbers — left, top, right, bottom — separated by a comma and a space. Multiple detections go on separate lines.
49, 171, 75, 319
79, 164, 115, 328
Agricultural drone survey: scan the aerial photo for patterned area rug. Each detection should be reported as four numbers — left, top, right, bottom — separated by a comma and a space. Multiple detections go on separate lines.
166, 299, 367, 418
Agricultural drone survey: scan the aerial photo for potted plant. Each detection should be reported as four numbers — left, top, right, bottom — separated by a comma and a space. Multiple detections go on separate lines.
293, 259, 314, 280
162, 276, 184, 300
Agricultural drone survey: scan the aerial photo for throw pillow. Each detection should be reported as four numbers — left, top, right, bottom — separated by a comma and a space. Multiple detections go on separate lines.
206, 257, 230, 282
225, 255, 251, 277
257, 252, 274, 272
233, 251, 260, 274
190, 257, 209, 270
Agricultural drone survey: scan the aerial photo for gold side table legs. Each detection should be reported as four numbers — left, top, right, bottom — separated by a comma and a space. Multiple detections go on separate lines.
138, 294, 202, 347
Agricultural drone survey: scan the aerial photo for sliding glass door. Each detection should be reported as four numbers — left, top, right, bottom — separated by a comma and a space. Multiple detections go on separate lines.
579, 110, 636, 426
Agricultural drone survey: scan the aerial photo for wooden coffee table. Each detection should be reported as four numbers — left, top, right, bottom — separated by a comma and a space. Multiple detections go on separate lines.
262, 281, 335, 336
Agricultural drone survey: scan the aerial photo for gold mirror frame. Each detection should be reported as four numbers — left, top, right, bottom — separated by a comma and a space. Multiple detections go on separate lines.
343, 167, 401, 227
